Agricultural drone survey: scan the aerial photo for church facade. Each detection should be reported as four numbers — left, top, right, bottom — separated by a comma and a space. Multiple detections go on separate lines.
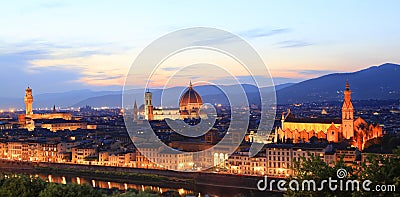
276, 81, 383, 150
139, 82, 203, 121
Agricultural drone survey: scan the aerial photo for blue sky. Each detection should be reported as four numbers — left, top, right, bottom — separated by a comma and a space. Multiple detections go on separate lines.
1, 1, 399, 97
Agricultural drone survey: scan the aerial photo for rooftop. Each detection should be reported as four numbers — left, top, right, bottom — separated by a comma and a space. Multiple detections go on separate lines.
34, 118, 83, 124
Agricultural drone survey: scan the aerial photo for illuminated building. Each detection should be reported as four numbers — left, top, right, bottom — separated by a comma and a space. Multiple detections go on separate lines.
335, 148, 357, 165
34, 119, 87, 132
142, 82, 203, 120
18, 86, 89, 132
3, 140, 59, 162
179, 81, 203, 119
98, 151, 136, 167
276, 81, 384, 150
71, 143, 97, 164
137, 144, 194, 170
24, 86, 33, 115
265, 144, 293, 177
0, 141, 7, 158
228, 151, 267, 176
38, 142, 59, 163
0, 122, 12, 130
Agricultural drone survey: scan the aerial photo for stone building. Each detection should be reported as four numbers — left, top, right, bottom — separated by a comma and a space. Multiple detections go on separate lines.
139, 81, 203, 120
18, 86, 88, 132
276, 81, 383, 150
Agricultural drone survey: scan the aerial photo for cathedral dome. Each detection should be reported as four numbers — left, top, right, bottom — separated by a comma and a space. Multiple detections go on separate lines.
179, 82, 202, 107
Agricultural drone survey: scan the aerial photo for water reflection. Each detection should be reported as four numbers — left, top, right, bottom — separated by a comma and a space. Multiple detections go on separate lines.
36, 174, 193, 196
28, 173, 279, 197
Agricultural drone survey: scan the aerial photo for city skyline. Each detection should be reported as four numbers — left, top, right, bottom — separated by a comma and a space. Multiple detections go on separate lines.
0, 61, 398, 111
0, 2, 399, 196
1, 1, 400, 97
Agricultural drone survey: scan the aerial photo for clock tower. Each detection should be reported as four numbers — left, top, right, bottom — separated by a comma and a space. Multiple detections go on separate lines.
24, 86, 33, 115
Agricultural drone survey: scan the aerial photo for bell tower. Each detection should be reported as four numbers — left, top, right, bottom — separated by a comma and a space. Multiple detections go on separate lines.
24, 86, 33, 115
133, 100, 138, 121
144, 90, 153, 120
342, 80, 354, 139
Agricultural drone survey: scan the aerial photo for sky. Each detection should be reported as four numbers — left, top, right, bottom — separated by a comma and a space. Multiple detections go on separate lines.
0, 0, 400, 97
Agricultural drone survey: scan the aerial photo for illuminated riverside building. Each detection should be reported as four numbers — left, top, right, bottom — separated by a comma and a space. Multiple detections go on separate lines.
98, 151, 136, 167
276, 81, 384, 150
136, 144, 194, 170
264, 144, 293, 177
1, 140, 60, 162
228, 151, 267, 176
227, 143, 353, 177
71, 143, 98, 164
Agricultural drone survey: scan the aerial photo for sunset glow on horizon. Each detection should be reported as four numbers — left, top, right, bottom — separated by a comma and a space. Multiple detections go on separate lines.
1, 1, 400, 96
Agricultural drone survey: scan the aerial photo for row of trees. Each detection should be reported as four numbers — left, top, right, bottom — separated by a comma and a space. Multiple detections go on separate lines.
0, 175, 181, 197
285, 146, 400, 196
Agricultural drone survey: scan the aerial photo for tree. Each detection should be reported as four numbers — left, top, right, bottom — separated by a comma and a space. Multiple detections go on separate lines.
39, 183, 105, 197
357, 147, 400, 196
285, 154, 354, 196
286, 149, 400, 197
0, 175, 46, 197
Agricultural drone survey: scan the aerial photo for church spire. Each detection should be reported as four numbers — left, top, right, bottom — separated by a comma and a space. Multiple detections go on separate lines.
344, 80, 352, 105
133, 99, 138, 121
342, 80, 354, 139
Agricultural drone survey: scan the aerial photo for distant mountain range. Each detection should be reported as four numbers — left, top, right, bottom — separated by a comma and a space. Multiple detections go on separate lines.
276, 63, 400, 104
0, 63, 398, 109
0, 89, 118, 109
73, 83, 291, 108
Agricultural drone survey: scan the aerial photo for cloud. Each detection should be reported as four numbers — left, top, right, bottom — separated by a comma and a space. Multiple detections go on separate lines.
0, 39, 121, 57
210, 75, 275, 87
272, 77, 306, 85
298, 69, 339, 75
160, 67, 180, 71
240, 28, 291, 38
275, 40, 313, 48
270, 68, 342, 82
188, 27, 291, 46
208, 75, 308, 87
0, 51, 94, 97
0, 50, 49, 62
2, 39, 133, 87
0, 38, 132, 92
190, 34, 237, 46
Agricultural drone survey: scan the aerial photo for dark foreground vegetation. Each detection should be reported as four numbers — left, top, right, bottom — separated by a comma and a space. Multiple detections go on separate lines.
285, 146, 400, 197
0, 174, 186, 197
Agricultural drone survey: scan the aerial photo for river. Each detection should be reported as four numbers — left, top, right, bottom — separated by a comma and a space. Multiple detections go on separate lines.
32, 173, 281, 197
